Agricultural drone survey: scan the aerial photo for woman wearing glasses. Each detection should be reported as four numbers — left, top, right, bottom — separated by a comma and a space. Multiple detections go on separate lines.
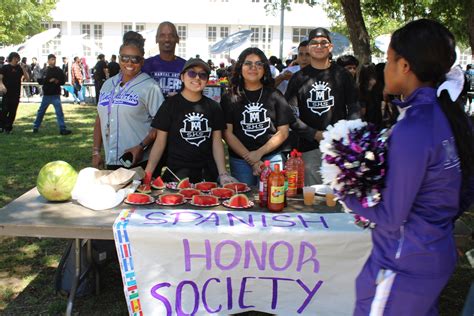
92, 31, 165, 171
221, 47, 293, 186
144, 58, 235, 184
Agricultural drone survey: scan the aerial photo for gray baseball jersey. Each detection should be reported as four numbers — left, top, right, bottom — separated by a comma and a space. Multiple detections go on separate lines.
97, 72, 164, 165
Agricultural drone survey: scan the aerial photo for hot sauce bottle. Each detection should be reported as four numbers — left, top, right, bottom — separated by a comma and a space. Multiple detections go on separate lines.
267, 164, 285, 212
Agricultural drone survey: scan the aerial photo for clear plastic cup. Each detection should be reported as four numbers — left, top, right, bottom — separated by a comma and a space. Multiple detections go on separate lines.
303, 186, 315, 206
326, 192, 337, 207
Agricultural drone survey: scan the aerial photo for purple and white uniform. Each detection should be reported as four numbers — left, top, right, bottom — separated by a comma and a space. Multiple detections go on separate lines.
97, 72, 164, 166
142, 55, 186, 98
343, 87, 461, 315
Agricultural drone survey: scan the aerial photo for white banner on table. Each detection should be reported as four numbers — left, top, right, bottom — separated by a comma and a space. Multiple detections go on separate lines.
113, 209, 371, 316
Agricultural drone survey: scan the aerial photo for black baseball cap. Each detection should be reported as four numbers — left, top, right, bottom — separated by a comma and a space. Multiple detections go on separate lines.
181, 58, 211, 74
308, 27, 332, 42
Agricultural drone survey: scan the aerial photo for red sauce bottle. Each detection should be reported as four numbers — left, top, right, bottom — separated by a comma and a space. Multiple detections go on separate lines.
267, 164, 285, 212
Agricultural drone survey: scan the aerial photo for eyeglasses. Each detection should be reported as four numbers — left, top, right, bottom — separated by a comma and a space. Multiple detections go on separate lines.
309, 40, 331, 48
119, 55, 143, 64
243, 60, 265, 69
186, 69, 209, 80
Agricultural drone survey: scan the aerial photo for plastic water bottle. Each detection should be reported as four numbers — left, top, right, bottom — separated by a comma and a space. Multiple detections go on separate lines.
259, 160, 272, 208
285, 150, 298, 197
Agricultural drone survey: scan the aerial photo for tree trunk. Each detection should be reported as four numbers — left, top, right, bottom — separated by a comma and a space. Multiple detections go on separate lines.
469, 0, 474, 61
340, 0, 372, 64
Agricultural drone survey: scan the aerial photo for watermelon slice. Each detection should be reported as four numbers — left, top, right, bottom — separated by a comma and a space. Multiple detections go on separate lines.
137, 183, 152, 194
177, 177, 191, 189
228, 194, 250, 207
159, 193, 184, 205
127, 193, 152, 204
151, 176, 165, 190
194, 181, 218, 191
191, 195, 219, 206
179, 188, 201, 199
223, 182, 249, 192
211, 187, 235, 199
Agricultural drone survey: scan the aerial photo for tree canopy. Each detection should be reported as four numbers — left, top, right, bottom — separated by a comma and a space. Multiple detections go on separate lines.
323, 0, 473, 64
0, 0, 57, 45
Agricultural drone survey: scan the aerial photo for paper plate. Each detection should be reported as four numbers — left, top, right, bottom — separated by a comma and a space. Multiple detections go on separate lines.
222, 200, 254, 209
188, 201, 220, 207
156, 200, 186, 206
124, 196, 155, 205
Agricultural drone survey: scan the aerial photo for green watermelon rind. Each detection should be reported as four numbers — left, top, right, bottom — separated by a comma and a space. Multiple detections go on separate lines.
151, 176, 165, 190
37, 161, 78, 202
176, 177, 191, 189
228, 194, 250, 207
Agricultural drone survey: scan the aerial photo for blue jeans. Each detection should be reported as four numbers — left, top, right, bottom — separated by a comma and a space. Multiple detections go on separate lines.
73, 82, 84, 102
229, 152, 284, 186
34, 95, 67, 131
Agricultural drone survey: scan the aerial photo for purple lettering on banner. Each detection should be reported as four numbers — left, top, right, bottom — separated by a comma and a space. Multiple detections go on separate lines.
183, 239, 212, 271
202, 278, 222, 313
227, 213, 255, 227
260, 214, 268, 227
215, 240, 242, 270
239, 277, 256, 309
297, 241, 320, 273
259, 277, 294, 310
296, 279, 324, 313
150, 282, 172, 316
195, 212, 220, 226
272, 215, 296, 227
171, 211, 203, 225
297, 215, 329, 229
244, 240, 267, 270
269, 241, 293, 271
144, 211, 168, 225
226, 277, 233, 310
176, 280, 199, 316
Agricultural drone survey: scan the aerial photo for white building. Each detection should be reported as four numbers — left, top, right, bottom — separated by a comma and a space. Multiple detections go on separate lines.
40, 0, 331, 65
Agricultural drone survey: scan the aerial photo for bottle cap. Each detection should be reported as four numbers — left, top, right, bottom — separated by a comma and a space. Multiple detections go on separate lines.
264, 160, 270, 166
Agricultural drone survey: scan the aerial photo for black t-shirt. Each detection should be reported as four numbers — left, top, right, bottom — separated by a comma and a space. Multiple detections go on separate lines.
38, 66, 66, 96
221, 87, 293, 158
151, 94, 225, 169
93, 60, 108, 81
108, 61, 120, 78
285, 63, 358, 152
0, 64, 23, 97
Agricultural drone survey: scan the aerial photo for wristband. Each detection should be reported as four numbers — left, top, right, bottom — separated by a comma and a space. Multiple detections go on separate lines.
139, 141, 147, 150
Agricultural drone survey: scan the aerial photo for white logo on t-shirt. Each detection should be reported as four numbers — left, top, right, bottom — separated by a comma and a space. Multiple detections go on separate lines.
240, 103, 271, 139
179, 112, 212, 146
306, 81, 334, 116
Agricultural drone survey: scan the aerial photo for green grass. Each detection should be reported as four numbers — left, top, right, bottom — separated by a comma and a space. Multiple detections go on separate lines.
0, 103, 472, 315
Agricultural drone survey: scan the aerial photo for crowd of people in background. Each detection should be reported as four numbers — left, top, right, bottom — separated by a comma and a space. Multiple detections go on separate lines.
0, 18, 473, 315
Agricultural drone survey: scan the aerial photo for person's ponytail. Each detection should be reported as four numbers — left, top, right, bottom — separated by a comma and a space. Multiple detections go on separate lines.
438, 89, 474, 217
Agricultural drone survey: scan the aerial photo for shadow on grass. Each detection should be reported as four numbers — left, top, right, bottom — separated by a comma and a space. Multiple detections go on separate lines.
1, 237, 128, 315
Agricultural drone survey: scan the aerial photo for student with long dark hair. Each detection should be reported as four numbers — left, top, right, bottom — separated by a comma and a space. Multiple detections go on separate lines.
221, 47, 293, 185
341, 19, 474, 315
144, 58, 234, 184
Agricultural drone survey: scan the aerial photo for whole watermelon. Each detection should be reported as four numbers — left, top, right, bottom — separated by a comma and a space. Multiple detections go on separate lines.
37, 161, 78, 202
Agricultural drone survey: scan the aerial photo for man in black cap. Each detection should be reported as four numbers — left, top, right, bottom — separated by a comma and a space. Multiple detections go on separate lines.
93, 53, 108, 104
285, 27, 359, 185
33, 54, 71, 135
